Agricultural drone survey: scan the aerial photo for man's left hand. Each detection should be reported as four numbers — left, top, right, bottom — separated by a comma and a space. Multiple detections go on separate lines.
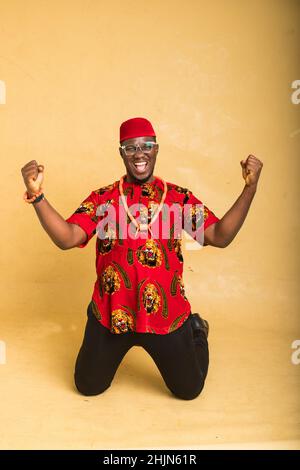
240, 154, 263, 187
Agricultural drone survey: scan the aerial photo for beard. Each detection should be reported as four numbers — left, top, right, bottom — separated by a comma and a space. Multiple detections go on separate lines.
126, 166, 154, 185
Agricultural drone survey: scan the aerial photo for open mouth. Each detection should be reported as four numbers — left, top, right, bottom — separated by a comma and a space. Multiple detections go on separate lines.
133, 161, 148, 173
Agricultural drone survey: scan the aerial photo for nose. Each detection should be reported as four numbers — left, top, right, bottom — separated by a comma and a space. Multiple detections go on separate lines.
135, 145, 144, 156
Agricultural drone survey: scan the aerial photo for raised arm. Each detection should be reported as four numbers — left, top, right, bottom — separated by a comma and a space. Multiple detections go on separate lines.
204, 154, 263, 248
21, 160, 87, 250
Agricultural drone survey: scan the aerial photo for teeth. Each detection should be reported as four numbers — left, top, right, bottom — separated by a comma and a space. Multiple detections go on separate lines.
134, 161, 148, 172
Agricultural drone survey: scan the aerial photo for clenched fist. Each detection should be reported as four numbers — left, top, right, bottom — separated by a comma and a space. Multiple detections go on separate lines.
21, 160, 44, 197
240, 154, 263, 187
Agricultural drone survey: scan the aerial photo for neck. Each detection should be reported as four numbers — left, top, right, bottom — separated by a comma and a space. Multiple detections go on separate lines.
125, 173, 155, 184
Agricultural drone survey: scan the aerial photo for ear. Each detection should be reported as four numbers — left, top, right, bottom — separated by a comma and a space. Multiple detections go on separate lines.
119, 147, 123, 158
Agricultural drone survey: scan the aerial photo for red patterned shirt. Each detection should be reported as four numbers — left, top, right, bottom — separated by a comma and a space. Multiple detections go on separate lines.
65, 176, 220, 335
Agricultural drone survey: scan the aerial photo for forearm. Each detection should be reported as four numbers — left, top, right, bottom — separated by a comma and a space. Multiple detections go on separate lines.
30, 196, 73, 249
214, 183, 257, 247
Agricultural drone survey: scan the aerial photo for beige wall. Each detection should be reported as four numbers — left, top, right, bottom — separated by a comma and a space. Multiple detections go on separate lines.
0, 0, 299, 449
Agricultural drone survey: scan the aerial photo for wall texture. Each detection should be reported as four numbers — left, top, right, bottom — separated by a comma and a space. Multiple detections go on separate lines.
0, 0, 299, 449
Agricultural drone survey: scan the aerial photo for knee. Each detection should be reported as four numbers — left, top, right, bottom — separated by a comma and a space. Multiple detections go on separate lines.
170, 380, 206, 401
74, 374, 111, 396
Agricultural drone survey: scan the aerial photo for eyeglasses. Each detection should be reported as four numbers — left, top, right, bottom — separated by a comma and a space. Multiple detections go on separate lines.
120, 141, 158, 158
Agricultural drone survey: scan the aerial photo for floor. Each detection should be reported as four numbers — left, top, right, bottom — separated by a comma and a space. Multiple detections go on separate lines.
0, 299, 299, 450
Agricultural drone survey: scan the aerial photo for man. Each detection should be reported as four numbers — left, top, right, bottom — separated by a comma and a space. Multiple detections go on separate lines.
21, 117, 263, 400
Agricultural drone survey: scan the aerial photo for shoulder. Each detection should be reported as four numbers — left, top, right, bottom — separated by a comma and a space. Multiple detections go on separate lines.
92, 180, 119, 199
165, 180, 193, 204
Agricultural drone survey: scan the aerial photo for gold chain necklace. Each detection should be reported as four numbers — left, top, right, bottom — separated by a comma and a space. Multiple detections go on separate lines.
119, 175, 167, 238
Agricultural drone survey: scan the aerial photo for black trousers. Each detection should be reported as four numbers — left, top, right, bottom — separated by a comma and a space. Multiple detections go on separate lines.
74, 301, 209, 400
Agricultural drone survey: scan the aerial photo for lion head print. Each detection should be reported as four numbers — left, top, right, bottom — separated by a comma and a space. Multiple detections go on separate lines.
186, 204, 208, 231
137, 239, 162, 268
75, 201, 95, 216
97, 224, 116, 255
141, 183, 156, 199
111, 309, 134, 334
139, 205, 149, 225
148, 201, 159, 218
174, 185, 191, 204
142, 283, 161, 314
138, 202, 159, 227
94, 183, 115, 195
100, 265, 121, 294
173, 238, 183, 262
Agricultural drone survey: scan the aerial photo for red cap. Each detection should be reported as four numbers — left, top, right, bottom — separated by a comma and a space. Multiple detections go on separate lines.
120, 117, 156, 143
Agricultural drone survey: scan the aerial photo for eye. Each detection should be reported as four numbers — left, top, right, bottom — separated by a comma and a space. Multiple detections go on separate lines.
142, 143, 155, 151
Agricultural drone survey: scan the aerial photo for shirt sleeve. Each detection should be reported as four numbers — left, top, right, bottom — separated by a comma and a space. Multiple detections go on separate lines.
65, 190, 99, 248
182, 189, 220, 245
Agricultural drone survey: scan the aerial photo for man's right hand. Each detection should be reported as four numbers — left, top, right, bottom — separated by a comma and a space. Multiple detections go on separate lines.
20, 162, 88, 250
21, 160, 44, 197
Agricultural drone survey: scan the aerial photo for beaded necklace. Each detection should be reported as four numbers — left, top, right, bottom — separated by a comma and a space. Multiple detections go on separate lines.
119, 175, 167, 238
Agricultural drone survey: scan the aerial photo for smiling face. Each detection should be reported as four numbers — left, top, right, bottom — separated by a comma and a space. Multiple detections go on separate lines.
119, 136, 159, 184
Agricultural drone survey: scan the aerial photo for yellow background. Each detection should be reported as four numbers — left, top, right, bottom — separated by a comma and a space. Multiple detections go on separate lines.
0, 0, 299, 449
